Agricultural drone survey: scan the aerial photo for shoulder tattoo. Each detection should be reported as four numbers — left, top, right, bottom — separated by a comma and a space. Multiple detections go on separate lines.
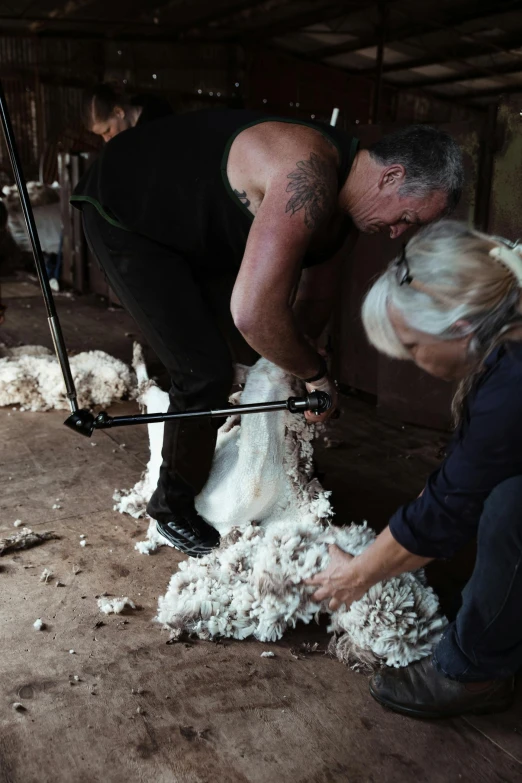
233, 188, 251, 209
285, 152, 336, 230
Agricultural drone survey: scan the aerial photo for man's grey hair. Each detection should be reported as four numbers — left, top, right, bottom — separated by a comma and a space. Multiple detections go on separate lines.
369, 126, 464, 213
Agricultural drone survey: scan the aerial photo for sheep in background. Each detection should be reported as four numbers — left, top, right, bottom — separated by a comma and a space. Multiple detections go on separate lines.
2, 181, 59, 210
1, 182, 62, 282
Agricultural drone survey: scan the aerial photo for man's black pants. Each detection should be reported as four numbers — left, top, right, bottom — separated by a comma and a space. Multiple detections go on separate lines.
82, 204, 253, 522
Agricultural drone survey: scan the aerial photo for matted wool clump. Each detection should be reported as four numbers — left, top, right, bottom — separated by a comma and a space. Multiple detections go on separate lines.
113, 344, 166, 522
0, 346, 136, 411
97, 596, 137, 615
116, 352, 446, 669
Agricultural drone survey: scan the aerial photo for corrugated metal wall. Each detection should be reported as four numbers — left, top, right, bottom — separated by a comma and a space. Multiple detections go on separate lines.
0, 33, 486, 187
0, 37, 96, 182
0, 36, 238, 184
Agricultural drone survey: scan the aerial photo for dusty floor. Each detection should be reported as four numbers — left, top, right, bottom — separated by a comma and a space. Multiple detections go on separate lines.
0, 280, 521, 783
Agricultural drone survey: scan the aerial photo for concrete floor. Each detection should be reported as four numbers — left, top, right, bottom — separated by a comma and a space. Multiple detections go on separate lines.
0, 281, 521, 783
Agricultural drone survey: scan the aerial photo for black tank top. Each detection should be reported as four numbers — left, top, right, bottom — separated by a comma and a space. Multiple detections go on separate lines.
71, 109, 359, 272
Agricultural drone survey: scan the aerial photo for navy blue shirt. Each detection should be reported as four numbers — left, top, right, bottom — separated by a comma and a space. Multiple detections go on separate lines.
389, 341, 522, 558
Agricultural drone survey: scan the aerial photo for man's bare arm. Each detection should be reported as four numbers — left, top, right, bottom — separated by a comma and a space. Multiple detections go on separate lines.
293, 233, 358, 342
231, 149, 338, 380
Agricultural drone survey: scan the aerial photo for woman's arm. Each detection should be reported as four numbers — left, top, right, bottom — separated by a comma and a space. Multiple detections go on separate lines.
306, 527, 432, 611
388, 351, 522, 559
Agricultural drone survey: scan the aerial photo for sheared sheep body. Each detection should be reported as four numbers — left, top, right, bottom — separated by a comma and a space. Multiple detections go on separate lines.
116, 351, 446, 669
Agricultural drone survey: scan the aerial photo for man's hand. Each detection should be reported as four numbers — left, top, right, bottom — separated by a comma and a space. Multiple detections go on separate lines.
305, 374, 338, 423
305, 544, 367, 611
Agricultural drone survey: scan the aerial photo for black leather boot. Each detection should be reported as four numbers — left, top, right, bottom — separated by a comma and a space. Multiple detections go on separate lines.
369, 657, 515, 719
147, 417, 221, 557
156, 509, 220, 557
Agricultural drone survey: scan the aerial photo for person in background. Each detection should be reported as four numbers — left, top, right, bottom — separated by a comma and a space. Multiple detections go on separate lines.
308, 220, 522, 718
83, 82, 173, 142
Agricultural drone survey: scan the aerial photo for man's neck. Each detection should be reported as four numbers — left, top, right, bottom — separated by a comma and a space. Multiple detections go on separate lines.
338, 149, 378, 216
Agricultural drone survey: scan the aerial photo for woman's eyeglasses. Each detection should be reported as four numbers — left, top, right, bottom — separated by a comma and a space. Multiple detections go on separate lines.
395, 244, 413, 286
392, 245, 452, 305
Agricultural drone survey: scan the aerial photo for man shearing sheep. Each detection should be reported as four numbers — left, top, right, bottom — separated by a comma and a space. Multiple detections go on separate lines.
71, 110, 463, 557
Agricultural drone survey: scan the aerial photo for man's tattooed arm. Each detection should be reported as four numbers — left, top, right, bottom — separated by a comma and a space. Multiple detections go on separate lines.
233, 188, 251, 209
285, 152, 337, 230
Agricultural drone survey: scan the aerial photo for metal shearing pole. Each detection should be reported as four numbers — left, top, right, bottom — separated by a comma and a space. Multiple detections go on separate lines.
0, 80, 79, 413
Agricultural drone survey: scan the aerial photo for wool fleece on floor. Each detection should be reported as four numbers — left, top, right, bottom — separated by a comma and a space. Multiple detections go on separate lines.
115, 347, 446, 669
0, 345, 136, 411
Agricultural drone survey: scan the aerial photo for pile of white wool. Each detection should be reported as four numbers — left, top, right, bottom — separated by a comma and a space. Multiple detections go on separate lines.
116, 351, 446, 669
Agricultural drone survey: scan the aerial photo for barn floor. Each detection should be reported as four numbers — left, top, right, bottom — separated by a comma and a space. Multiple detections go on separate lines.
0, 279, 521, 783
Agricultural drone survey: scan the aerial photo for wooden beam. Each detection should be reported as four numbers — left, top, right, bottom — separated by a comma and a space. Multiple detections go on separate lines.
371, 0, 388, 123
260, 37, 485, 112
449, 81, 522, 100
37, 0, 98, 20
0, 1, 284, 40
0, 16, 232, 41
356, 31, 522, 76
306, 0, 517, 61
397, 58, 522, 89
84, 0, 179, 35
28, 0, 99, 31
235, 1, 366, 43
0, 26, 174, 42
113, 0, 272, 38
178, 0, 280, 38
0, 14, 173, 36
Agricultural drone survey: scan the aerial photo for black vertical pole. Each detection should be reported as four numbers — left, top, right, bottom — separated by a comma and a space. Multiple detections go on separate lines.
371, 1, 388, 124
474, 102, 498, 234
0, 80, 79, 413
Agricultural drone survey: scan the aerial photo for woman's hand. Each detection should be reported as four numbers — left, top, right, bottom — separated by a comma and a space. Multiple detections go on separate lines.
305, 544, 368, 611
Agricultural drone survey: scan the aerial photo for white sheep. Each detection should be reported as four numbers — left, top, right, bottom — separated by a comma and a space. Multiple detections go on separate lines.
116, 347, 446, 670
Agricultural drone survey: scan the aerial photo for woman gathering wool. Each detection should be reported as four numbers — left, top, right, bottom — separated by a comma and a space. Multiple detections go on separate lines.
306, 220, 522, 718
116, 220, 522, 719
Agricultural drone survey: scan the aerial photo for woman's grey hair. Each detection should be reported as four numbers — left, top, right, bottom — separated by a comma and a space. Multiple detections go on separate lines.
369, 126, 464, 213
362, 220, 522, 420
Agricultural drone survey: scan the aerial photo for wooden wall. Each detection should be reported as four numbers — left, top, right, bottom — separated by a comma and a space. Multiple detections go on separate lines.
245, 46, 396, 126
0, 36, 240, 183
